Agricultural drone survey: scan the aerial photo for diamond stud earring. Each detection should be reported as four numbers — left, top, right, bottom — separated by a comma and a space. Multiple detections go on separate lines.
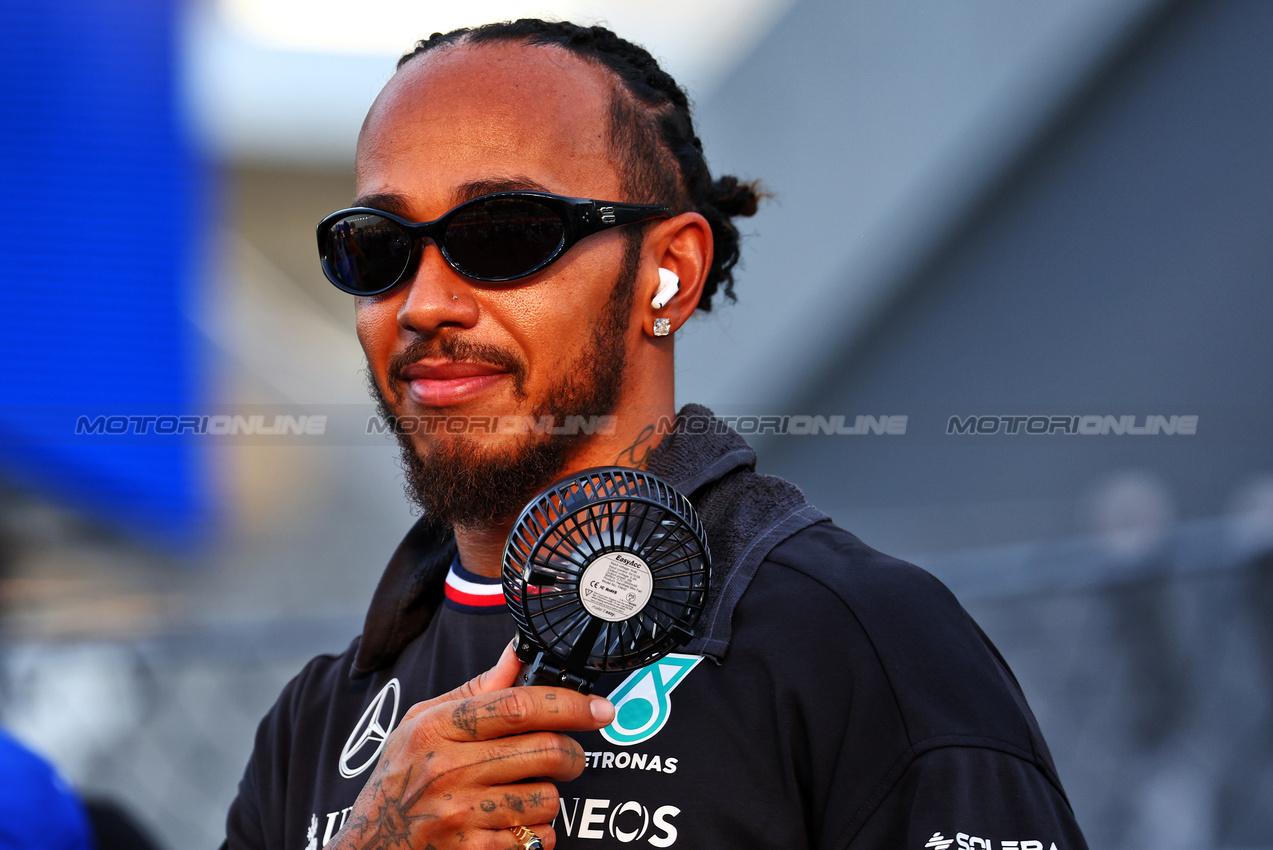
653, 318, 671, 337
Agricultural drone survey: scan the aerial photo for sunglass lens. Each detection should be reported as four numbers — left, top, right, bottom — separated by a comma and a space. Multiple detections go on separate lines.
322, 213, 412, 293
444, 197, 565, 280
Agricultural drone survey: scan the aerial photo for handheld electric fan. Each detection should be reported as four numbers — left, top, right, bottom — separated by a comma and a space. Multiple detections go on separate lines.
502, 467, 711, 694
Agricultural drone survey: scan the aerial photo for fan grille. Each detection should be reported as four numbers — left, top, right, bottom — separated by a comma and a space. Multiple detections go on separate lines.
502, 468, 710, 675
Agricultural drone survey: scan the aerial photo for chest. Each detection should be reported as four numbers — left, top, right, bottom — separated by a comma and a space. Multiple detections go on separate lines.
292, 650, 817, 850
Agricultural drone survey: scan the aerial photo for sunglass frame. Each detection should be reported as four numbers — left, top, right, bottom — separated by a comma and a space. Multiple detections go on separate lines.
317, 190, 672, 295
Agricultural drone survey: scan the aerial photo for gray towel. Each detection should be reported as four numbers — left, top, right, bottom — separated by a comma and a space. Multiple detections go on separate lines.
647, 404, 829, 661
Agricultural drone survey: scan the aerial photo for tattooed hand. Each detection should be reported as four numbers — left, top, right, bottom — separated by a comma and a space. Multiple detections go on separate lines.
327, 643, 614, 850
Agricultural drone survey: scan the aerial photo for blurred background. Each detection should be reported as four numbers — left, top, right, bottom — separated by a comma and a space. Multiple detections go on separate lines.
1, 0, 1271, 846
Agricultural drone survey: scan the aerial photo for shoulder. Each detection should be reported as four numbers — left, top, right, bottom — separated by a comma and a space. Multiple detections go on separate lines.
226, 637, 367, 847
272, 637, 364, 721
764, 519, 953, 610
234, 636, 367, 794
756, 521, 1057, 771
739, 522, 1083, 844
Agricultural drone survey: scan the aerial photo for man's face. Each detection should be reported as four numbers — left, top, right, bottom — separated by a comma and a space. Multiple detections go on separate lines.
354, 42, 643, 527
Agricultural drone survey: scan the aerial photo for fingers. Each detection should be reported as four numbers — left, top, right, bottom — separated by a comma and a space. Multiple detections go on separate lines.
391, 728, 586, 799
466, 780, 561, 828
457, 640, 524, 698
410, 688, 612, 752
413, 782, 560, 850
329, 644, 610, 850
502, 823, 556, 850
403, 641, 523, 723
466, 729, 590, 784
403, 642, 616, 744
437, 687, 614, 744
458, 824, 553, 850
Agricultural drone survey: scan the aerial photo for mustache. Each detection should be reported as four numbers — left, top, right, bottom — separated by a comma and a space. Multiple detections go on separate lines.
386, 336, 529, 400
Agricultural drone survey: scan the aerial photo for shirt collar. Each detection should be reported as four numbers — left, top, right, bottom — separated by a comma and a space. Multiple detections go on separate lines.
351, 404, 780, 678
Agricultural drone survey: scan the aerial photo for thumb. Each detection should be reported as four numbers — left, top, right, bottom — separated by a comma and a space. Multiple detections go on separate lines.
403, 640, 522, 720
468, 639, 524, 694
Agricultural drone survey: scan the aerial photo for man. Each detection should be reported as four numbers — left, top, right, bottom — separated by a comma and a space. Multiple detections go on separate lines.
225, 20, 1089, 850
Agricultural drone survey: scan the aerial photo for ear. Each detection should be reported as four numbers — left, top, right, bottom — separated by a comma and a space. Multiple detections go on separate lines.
640, 212, 713, 338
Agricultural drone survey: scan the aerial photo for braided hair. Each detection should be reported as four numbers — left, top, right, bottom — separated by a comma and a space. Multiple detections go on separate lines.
396, 20, 763, 310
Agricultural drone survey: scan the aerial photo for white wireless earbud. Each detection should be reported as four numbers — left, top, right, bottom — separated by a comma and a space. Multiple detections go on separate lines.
651, 268, 680, 309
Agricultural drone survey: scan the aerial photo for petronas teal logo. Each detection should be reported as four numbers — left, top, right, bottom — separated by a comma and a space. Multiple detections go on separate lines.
601, 654, 702, 746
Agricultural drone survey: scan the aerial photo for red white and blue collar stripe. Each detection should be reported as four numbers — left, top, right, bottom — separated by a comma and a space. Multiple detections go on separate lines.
444, 559, 507, 613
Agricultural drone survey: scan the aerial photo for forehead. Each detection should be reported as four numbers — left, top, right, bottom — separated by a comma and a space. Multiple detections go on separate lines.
356, 42, 624, 212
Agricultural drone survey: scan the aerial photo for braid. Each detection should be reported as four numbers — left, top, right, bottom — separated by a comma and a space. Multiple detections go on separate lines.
398, 20, 764, 310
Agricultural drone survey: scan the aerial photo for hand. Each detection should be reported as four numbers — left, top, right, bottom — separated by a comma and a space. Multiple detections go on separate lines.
328, 642, 615, 850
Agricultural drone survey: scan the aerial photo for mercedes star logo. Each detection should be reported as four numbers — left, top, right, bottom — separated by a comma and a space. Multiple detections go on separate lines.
339, 678, 401, 779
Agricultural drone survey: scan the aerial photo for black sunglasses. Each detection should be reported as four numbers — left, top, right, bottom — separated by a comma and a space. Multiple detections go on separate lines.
317, 191, 672, 295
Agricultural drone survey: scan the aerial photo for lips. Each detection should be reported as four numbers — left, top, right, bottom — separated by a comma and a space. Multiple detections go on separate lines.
397, 359, 509, 406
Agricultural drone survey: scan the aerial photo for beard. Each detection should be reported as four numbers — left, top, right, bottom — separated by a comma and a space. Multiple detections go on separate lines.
369, 235, 640, 530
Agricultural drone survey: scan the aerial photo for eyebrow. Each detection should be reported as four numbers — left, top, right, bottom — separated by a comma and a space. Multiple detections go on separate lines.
351, 192, 413, 215
351, 177, 556, 220
453, 177, 553, 203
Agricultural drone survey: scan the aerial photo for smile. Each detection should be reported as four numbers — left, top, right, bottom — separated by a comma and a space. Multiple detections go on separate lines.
399, 360, 509, 406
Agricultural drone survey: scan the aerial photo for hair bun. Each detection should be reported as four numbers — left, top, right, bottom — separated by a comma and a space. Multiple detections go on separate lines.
710, 175, 763, 219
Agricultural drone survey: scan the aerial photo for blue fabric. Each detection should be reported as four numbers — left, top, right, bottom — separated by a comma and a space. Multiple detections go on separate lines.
0, 0, 206, 545
0, 730, 93, 850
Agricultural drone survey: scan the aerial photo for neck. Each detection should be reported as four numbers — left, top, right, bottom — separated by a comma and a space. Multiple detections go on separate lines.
454, 399, 678, 577
453, 522, 513, 579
